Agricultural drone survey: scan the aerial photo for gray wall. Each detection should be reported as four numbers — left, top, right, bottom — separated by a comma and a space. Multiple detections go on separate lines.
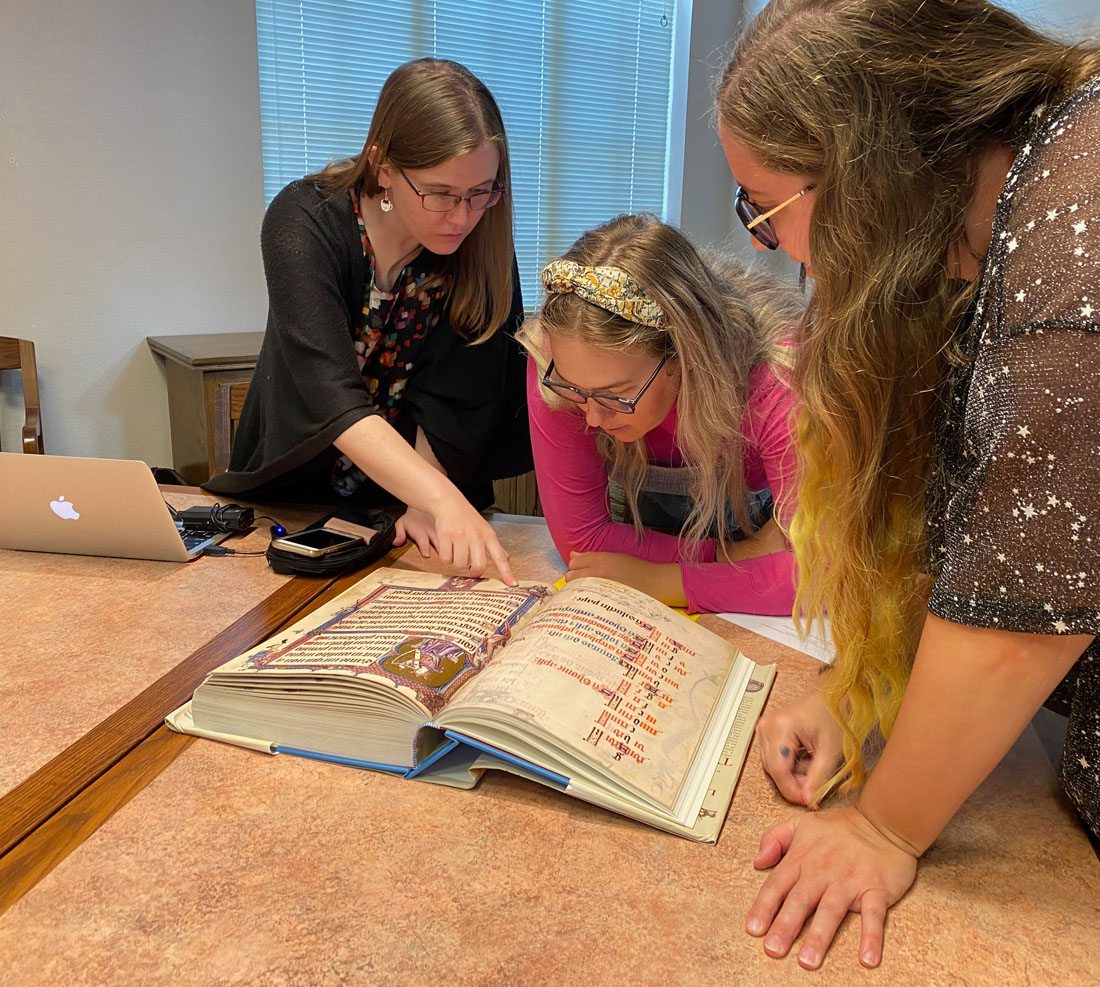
678, 2, 741, 249
678, 0, 796, 278
981, 0, 1099, 36
0, 0, 267, 462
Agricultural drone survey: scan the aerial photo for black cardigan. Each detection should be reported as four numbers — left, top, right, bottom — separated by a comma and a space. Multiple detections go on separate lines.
203, 181, 532, 507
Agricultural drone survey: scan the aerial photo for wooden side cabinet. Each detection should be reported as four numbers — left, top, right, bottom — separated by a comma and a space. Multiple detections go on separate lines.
147, 333, 264, 485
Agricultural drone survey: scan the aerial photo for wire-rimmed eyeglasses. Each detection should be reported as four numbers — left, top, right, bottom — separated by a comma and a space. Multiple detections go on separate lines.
734, 183, 815, 250
399, 170, 506, 212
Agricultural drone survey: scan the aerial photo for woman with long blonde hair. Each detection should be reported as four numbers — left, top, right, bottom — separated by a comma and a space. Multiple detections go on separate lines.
717, 0, 1100, 970
205, 58, 529, 582
522, 213, 802, 613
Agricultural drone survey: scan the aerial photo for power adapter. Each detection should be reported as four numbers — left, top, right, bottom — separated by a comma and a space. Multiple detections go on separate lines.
177, 504, 255, 532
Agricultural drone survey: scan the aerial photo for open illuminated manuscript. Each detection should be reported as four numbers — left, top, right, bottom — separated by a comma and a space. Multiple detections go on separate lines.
167, 568, 774, 842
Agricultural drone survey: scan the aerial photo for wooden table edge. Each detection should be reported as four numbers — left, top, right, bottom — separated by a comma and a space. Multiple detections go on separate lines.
0, 557, 397, 916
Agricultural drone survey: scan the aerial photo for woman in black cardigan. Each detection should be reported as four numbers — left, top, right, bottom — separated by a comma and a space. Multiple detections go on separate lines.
205, 59, 531, 583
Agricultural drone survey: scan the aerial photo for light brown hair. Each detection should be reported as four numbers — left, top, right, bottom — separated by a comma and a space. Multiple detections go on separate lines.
520, 213, 801, 547
307, 58, 514, 341
718, 0, 1100, 797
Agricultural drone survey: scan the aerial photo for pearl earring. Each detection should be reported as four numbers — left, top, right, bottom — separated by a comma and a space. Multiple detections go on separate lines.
380, 191, 393, 212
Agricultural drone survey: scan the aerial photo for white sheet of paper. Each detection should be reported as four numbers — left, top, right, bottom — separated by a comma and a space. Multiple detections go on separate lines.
714, 613, 835, 665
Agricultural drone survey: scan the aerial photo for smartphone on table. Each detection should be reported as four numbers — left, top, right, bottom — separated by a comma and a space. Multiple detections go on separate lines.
269, 527, 365, 557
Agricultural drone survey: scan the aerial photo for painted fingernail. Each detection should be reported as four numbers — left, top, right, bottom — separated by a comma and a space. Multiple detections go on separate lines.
746, 917, 764, 935
779, 747, 791, 758
799, 948, 820, 969
764, 935, 784, 954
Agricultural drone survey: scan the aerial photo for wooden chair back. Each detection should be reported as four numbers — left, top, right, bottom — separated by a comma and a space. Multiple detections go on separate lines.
0, 336, 45, 454
211, 381, 250, 475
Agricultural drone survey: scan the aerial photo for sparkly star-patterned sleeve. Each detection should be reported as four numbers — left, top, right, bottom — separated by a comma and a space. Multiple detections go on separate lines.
926, 75, 1100, 833
928, 78, 1100, 634
928, 330, 1100, 634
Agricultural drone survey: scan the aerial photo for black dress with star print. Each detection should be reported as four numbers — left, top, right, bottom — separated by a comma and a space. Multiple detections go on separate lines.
927, 75, 1100, 837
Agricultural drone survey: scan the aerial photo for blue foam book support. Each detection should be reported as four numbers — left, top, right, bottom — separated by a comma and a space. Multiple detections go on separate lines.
442, 730, 570, 788
405, 736, 461, 778
272, 746, 408, 775
273, 733, 570, 789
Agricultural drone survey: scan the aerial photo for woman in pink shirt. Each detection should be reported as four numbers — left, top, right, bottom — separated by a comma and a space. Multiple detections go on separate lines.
520, 214, 802, 614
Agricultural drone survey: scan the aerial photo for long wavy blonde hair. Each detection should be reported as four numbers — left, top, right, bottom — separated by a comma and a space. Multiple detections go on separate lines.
718, 0, 1100, 796
306, 58, 514, 341
519, 213, 802, 547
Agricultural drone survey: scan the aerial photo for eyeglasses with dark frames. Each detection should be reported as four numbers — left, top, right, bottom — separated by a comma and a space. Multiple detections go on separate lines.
399, 170, 506, 213
540, 354, 670, 414
734, 183, 815, 250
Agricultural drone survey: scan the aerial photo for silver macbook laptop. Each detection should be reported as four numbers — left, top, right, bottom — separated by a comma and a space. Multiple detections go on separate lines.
0, 453, 229, 561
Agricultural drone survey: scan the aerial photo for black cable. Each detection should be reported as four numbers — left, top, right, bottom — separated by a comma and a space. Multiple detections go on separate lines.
202, 546, 268, 557
253, 514, 286, 536
206, 503, 255, 533
168, 501, 256, 534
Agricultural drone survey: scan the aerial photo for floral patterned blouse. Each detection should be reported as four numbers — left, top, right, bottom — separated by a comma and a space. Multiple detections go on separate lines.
331, 194, 454, 496
927, 75, 1100, 836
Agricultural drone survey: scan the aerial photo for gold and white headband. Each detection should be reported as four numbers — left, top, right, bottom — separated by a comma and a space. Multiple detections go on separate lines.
540, 258, 667, 329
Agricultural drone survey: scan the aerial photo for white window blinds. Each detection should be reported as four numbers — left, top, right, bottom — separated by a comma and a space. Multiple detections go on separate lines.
256, 0, 682, 306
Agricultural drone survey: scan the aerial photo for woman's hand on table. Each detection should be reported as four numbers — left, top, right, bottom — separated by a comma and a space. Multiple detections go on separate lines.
334, 417, 516, 584
755, 684, 843, 806
396, 497, 516, 586
747, 804, 918, 970
565, 551, 686, 606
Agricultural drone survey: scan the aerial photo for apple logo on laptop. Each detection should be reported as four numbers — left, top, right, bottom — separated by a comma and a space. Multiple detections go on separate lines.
50, 495, 80, 520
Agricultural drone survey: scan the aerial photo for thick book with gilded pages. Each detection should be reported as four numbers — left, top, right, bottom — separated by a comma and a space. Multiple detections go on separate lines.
166, 567, 774, 843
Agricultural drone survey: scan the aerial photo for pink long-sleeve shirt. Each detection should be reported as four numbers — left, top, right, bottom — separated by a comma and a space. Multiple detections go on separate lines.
527, 357, 798, 614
